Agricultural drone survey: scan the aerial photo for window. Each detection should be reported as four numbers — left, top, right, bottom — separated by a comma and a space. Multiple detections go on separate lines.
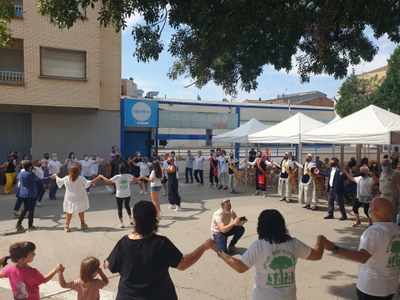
40, 47, 86, 79
14, 0, 23, 18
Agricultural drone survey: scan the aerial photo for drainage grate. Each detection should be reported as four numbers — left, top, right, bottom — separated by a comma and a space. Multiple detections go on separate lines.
0, 230, 26, 237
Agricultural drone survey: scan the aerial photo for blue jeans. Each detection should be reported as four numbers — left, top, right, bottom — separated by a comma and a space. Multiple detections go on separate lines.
49, 178, 58, 199
214, 226, 245, 253
185, 168, 193, 183
84, 176, 91, 192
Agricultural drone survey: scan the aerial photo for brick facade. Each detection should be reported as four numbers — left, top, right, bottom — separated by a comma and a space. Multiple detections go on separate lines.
0, 1, 121, 111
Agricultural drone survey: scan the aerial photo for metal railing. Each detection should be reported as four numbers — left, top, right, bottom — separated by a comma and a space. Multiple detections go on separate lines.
14, 5, 23, 18
0, 71, 24, 84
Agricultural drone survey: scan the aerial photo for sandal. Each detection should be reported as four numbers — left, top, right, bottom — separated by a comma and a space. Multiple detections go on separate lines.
352, 221, 361, 227
81, 223, 88, 230
64, 225, 71, 232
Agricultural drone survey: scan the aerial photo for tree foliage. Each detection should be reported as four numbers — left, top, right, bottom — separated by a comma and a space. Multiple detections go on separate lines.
373, 47, 400, 115
2, 0, 400, 95
0, 0, 14, 47
335, 71, 376, 117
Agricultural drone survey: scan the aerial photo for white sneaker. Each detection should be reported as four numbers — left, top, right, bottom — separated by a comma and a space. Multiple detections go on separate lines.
143, 191, 148, 195
36, 202, 41, 207
139, 190, 144, 195
175, 205, 182, 211
162, 192, 166, 196
119, 223, 124, 228
168, 205, 176, 210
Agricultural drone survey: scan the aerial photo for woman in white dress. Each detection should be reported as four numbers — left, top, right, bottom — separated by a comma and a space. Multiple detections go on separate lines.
56, 166, 102, 232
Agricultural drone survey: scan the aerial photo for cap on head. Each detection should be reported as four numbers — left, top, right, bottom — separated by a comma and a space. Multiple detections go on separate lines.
307, 154, 313, 159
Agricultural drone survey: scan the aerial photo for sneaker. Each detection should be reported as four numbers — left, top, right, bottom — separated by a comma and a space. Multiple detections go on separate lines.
223, 186, 228, 190
168, 205, 176, 210
279, 197, 286, 201
15, 224, 24, 231
175, 205, 182, 211
218, 185, 222, 190
129, 219, 134, 225
139, 190, 144, 195
286, 199, 291, 203
13, 211, 20, 218
230, 189, 235, 193
162, 192, 167, 196
81, 223, 89, 230
119, 224, 124, 228
36, 202, 41, 207
28, 226, 38, 231
263, 192, 267, 198
209, 184, 213, 187
311, 206, 318, 211
64, 225, 71, 233
253, 191, 260, 196
302, 205, 311, 209
228, 244, 238, 254
143, 191, 148, 195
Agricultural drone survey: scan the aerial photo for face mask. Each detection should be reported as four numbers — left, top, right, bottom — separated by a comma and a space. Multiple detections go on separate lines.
71, 155, 75, 159
223, 210, 230, 215
52, 156, 57, 161
84, 157, 89, 161
382, 166, 389, 172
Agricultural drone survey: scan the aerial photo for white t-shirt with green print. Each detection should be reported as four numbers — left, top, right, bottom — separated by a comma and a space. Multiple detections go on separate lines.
111, 174, 134, 198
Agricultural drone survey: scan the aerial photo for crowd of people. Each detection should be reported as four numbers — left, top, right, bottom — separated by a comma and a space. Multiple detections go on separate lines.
1, 146, 400, 299
0, 196, 399, 300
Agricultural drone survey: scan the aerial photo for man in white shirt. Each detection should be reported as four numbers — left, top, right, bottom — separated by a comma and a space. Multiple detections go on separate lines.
47, 153, 64, 200
211, 199, 246, 254
276, 152, 294, 203
294, 154, 318, 210
324, 197, 400, 299
217, 150, 228, 190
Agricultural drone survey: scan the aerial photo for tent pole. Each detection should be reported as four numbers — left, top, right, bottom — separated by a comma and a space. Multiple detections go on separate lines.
340, 144, 344, 164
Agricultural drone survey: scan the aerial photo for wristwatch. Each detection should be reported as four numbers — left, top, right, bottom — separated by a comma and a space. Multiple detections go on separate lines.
332, 245, 339, 254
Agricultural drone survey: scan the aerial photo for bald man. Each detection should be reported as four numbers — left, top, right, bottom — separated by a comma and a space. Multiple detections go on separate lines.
323, 197, 400, 300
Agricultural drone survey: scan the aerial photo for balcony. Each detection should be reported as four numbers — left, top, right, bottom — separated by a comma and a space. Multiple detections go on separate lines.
0, 71, 24, 84
14, 0, 23, 18
0, 39, 24, 85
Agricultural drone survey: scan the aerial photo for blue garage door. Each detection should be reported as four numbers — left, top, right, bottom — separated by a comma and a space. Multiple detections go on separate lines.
123, 131, 151, 158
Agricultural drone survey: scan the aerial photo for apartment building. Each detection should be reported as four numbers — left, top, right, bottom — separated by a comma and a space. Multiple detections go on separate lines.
0, 1, 121, 160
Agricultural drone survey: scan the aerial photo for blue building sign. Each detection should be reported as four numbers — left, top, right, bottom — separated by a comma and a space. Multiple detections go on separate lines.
123, 99, 159, 127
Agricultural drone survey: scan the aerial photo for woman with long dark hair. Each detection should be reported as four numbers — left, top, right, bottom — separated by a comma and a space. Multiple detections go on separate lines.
143, 162, 164, 217
104, 201, 211, 299
211, 209, 325, 300
55, 166, 102, 232
165, 157, 181, 211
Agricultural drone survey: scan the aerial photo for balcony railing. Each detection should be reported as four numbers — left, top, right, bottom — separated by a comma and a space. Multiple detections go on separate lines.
0, 71, 24, 84
14, 5, 23, 18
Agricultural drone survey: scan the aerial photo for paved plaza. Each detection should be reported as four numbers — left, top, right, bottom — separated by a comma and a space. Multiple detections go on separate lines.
0, 182, 399, 300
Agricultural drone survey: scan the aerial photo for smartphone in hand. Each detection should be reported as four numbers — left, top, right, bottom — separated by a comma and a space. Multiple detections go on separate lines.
239, 216, 247, 222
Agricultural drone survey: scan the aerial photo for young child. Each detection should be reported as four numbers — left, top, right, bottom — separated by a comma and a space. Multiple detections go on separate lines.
58, 256, 109, 300
0, 241, 61, 300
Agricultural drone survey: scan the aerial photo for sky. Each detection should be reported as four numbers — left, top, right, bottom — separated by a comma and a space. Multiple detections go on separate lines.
121, 15, 398, 102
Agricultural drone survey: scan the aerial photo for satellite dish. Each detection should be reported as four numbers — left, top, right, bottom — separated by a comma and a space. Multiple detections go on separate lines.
145, 91, 159, 99
132, 89, 144, 98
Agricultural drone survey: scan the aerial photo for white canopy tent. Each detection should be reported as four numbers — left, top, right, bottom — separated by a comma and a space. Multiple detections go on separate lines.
247, 112, 324, 144
213, 118, 267, 143
301, 105, 400, 145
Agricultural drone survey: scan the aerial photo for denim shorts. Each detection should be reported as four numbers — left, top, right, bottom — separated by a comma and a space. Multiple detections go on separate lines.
151, 186, 162, 192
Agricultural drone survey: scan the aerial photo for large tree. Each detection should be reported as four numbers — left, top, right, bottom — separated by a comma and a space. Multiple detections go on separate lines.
373, 47, 400, 115
2, 0, 400, 95
335, 71, 377, 117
